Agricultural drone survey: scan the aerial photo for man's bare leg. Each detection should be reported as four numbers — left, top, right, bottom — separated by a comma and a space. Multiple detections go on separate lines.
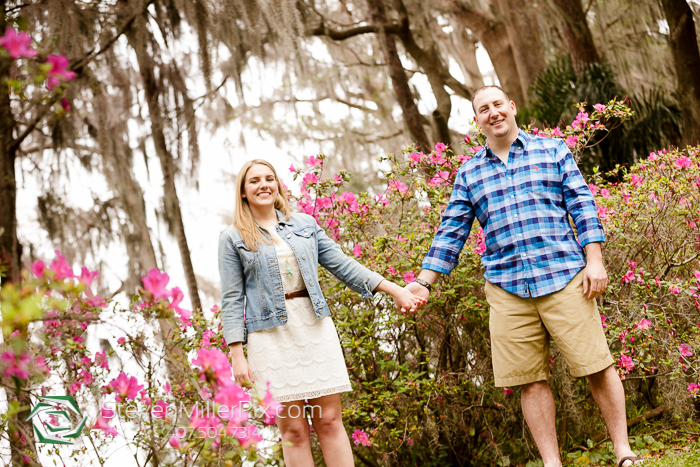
588, 365, 639, 466
521, 381, 562, 467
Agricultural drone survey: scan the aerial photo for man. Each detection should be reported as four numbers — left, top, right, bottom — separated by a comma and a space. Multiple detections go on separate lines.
406, 85, 643, 467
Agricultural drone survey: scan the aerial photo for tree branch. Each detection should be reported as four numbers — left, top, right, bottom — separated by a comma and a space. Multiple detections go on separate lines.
307, 22, 401, 41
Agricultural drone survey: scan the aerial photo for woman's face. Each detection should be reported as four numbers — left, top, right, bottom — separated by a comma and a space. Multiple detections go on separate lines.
242, 164, 279, 211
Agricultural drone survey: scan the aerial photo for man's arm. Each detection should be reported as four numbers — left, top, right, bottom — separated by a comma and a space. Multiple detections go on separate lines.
582, 242, 608, 300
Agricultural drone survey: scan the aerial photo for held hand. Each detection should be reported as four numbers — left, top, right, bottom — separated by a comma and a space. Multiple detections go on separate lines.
405, 282, 429, 308
231, 354, 252, 384
390, 284, 426, 313
582, 260, 608, 300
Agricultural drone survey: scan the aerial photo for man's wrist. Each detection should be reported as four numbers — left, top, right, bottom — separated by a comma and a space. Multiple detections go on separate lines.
415, 278, 432, 292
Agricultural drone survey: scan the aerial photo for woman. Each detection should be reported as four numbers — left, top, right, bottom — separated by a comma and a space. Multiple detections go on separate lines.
218, 159, 422, 466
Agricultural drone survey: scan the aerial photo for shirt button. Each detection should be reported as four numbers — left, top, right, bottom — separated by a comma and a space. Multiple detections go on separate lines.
302, 255, 306, 259
287, 234, 291, 239
514, 215, 518, 218
511, 195, 514, 199
508, 177, 512, 180
522, 253, 527, 258
518, 234, 522, 237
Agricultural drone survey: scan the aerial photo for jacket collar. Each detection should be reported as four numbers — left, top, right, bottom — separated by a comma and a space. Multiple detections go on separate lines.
276, 209, 294, 226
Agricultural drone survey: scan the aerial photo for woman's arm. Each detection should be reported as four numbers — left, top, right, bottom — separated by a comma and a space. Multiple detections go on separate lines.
375, 280, 425, 313
218, 231, 247, 345
228, 342, 251, 383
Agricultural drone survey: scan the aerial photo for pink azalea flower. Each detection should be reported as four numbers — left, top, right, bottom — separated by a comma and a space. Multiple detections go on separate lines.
618, 353, 634, 374
550, 127, 564, 137
32, 260, 46, 278
289, 164, 296, 173
675, 156, 692, 168
302, 173, 319, 185
694, 270, 700, 281
474, 242, 486, 256
333, 174, 344, 185
388, 180, 408, 194
503, 388, 513, 397
78, 266, 99, 288
688, 383, 700, 397
93, 415, 118, 437
679, 344, 693, 357
388, 266, 396, 275
622, 270, 635, 284
669, 285, 681, 294
202, 330, 216, 347
352, 244, 362, 258
600, 315, 608, 329
408, 152, 423, 164
164, 381, 172, 394
648, 152, 657, 161
1, 351, 31, 379
435, 142, 446, 155
49, 250, 74, 280
565, 135, 578, 148
0, 28, 37, 59
142, 269, 172, 299
630, 174, 643, 186
46, 54, 76, 90
107, 373, 144, 402
429, 171, 450, 187
463, 134, 472, 143
600, 188, 611, 198
588, 183, 598, 195
316, 196, 333, 209
117, 337, 126, 345
305, 155, 323, 167
260, 383, 282, 425
61, 98, 70, 112
213, 384, 250, 424
594, 104, 606, 112
352, 429, 371, 447
403, 271, 416, 283
635, 319, 652, 331
189, 410, 223, 438
192, 348, 233, 387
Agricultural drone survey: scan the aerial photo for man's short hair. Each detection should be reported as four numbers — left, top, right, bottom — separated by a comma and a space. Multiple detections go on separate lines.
471, 85, 511, 113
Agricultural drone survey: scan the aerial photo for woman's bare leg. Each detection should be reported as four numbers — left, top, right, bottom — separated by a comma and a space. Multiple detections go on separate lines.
308, 393, 354, 467
276, 399, 314, 467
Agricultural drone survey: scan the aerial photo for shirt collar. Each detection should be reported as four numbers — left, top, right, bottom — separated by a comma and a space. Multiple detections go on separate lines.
480, 129, 528, 159
276, 209, 293, 225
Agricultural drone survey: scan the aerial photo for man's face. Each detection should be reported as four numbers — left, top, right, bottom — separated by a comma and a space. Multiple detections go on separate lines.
473, 88, 518, 142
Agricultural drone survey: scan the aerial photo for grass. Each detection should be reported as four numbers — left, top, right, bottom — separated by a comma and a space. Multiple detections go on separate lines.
643, 450, 700, 466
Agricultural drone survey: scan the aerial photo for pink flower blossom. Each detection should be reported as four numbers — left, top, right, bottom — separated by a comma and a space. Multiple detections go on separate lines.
375, 193, 390, 206
213, 384, 250, 424
675, 156, 692, 168
32, 260, 45, 278
429, 171, 450, 187
152, 400, 169, 419
694, 270, 700, 281
61, 98, 70, 112
0, 28, 36, 59
49, 250, 74, 280
435, 142, 446, 155
409, 152, 423, 164
600, 315, 608, 329
168, 435, 181, 448
78, 266, 99, 288
1, 351, 31, 379
107, 373, 144, 402
588, 184, 598, 196
232, 424, 263, 448
618, 353, 634, 374
565, 135, 578, 148
600, 188, 611, 198
164, 381, 172, 394
302, 173, 319, 186
352, 244, 362, 258
317, 196, 333, 210
669, 285, 681, 294
688, 383, 700, 397
630, 174, 643, 186
142, 269, 172, 300
289, 164, 297, 173
550, 127, 564, 137
202, 330, 216, 347
474, 242, 486, 256
622, 270, 635, 284
46, 54, 76, 90
93, 415, 118, 437
594, 104, 607, 112
648, 152, 657, 161
189, 410, 223, 438
305, 155, 323, 167
679, 344, 693, 357
388, 266, 396, 275
403, 271, 416, 283
635, 319, 652, 331
503, 388, 513, 397
352, 429, 371, 447
333, 174, 344, 185
192, 348, 233, 387
260, 383, 282, 425
388, 180, 408, 194
117, 337, 126, 345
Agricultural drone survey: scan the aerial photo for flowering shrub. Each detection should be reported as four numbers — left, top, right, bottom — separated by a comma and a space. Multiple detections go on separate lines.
0, 254, 282, 466
288, 99, 700, 465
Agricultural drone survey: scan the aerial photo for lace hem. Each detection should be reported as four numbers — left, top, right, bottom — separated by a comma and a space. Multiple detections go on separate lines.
274, 384, 353, 403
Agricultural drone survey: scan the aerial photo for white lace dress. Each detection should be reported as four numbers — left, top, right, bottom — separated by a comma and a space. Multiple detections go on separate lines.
247, 231, 352, 402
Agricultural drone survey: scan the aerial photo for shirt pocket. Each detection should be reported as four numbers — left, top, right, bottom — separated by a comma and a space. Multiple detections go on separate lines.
233, 241, 259, 273
521, 162, 561, 194
291, 227, 317, 257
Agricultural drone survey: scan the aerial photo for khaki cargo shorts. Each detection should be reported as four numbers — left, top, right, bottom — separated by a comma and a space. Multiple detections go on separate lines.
485, 270, 614, 387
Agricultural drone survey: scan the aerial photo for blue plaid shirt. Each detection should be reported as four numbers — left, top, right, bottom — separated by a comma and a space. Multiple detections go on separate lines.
422, 130, 605, 298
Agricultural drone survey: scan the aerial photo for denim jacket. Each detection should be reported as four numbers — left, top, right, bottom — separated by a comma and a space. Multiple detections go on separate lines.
218, 211, 385, 345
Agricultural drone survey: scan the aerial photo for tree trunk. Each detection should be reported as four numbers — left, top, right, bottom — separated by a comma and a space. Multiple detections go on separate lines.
494, 0, 545, 101
551, 0, 600, 76
441, 0, 525, 106
660, 0, 700, 145
0, 15, 19, 285
366, 0, 430, 150
120, 1, 202, 311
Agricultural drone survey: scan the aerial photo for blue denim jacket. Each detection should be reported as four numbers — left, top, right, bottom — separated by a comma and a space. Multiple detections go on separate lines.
218, 211, 385, 344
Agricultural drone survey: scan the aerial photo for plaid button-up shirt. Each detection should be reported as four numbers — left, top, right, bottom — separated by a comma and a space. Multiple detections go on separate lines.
422, 130, 605, 298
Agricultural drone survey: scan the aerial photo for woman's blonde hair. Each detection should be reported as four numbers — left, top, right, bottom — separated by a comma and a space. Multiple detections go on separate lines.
234, 159, 292, 251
